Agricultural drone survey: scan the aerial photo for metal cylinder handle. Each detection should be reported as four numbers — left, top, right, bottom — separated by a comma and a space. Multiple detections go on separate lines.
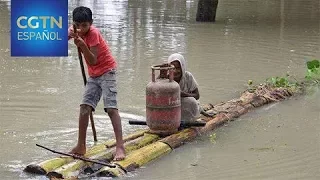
151, 64, 175, 82
151, 68, 156, 82
168, 66, 174, 82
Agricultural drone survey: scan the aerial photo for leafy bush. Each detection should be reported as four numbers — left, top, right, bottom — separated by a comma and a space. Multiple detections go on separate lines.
305, 59, 320, 81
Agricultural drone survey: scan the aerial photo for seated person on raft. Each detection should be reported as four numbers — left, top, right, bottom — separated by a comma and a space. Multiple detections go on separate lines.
159, 53, 201, 122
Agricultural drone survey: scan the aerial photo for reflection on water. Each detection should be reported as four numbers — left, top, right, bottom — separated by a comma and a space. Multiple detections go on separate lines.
0, 0, 319, 179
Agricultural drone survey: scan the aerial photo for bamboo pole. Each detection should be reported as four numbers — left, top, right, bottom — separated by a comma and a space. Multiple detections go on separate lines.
96, 129, 199, 177
160, 128, 198, 149
36, 144, 115, 167
24, 129, 146, 175
47, 133, 160, 179
200, 85, 295, 133
96, 141, 172, 176
115, 141, 171, 172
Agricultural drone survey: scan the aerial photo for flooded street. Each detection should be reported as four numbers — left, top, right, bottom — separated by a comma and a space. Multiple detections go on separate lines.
0, 0, 319, 179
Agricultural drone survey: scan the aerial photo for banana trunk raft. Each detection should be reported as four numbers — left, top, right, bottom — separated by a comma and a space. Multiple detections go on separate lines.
24, 84, 300, 179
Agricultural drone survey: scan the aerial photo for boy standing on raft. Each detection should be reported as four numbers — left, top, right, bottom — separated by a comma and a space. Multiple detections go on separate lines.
68, 6, 125, 161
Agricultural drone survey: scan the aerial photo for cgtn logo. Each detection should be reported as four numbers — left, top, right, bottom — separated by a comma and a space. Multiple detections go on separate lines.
16, 16, 63, 41
11, 0, 68, 57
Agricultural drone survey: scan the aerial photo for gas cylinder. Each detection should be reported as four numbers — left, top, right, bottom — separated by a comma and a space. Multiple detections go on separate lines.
146, 64, 181, 135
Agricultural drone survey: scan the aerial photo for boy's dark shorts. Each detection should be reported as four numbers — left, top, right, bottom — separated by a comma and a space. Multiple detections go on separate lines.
81, 69, 118, 112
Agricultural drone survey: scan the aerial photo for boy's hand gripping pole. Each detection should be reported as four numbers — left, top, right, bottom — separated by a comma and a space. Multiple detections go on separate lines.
73, 24, 98, 142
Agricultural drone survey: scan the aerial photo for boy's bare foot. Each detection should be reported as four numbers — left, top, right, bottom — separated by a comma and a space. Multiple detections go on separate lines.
69, 144, 86, 156
113, 145, 125, 161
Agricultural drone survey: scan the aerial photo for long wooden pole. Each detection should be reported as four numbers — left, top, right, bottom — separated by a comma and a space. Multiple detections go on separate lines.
73, 24, 97, 142
36, 144, 115, 168
128, 120, 206, 127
